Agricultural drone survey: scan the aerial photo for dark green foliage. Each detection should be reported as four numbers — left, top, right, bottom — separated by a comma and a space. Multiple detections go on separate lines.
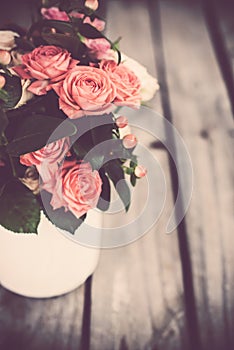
105, 160, 131, 212
1, 74, 22, 110
0, 180, 41, 233
41, 190, 86, 234
7, 114, 77, 156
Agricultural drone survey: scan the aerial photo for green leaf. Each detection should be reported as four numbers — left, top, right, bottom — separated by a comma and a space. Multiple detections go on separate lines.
106, 160, 131, 211
0, 180, 41, 233
15, 36, 35, 51
130, 156, 137, 168
124, 167, 133, 175
0, 108, 8, 136
97, 170, 111, 211
6, 95, 47, 119
43, 0, 61, 8
86, 114, 115, 144
0, 88, 9, 103
42, 32, 81, 56
130, 173, 137, 187
72, 141, 87, 158
6, 114, 77, 156
89, 155, 105, 171
1, 74, 22, 109
71, 114, 115, 157
41, 190, 86, 234
78, 23, 104, 39
28, 19, 74, 38
59, 0, 82, 12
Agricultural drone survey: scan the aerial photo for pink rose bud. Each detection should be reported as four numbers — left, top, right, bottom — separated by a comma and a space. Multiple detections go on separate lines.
0, 75, 6, 89
122, 134, 137, 149
0, 50, 11, 65
41, 7, 70, 21
134, 165, 147, 178
116, 116, 128, 128
84, 38, 111, 60
85, 0, 99, 11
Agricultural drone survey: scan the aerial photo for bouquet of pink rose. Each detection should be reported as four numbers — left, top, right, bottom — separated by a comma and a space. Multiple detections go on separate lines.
0, 0, 158, 234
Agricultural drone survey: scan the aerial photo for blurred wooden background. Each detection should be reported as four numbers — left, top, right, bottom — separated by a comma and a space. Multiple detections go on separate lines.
0, 0, 234, 349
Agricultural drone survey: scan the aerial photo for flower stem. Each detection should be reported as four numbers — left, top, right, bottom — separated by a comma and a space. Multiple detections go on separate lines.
9, 154, 17, 177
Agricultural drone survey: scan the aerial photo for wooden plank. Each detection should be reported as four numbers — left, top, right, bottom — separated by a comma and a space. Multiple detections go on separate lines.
216, 0, 234, 74
0, 286, 85, 349
202, 0, 234, 116
105, 0, 161, 114
212, 0, 234, 116
158, 0, 234, 349
90, 1, 187, 349
91, 152, 186, 350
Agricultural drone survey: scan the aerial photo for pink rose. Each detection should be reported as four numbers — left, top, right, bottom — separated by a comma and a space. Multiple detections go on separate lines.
84, 38, 111, 60
14, 46, 78, 95
69, 11, 105, 31
20, 138, 71, 192
85, 0, 99, 11
100, 60, 141, 108
53, 66, 116, 118
51, 161, 102, 218
134, 165, 147, 178
122, 134, 138, 149
41, 7, 70, 21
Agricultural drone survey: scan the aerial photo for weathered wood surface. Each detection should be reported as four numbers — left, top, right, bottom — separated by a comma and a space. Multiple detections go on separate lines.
0, 286, 85, 349
203, 0, 234, 116
0, 0, 234, 349
90, 2, 187, 350
157, 0, 234, 349
216, 0, 234, 78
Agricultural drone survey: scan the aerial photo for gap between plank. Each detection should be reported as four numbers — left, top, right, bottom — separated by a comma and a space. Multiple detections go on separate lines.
80, 276, 92, 350
202, 0, 234, 118
147, 1, 203, 349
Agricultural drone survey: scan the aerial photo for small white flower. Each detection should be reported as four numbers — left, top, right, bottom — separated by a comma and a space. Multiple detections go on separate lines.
85, 0, 99, 11
121, 54, 159, 102
0, 30, 19, 51
14, 79, 34, 109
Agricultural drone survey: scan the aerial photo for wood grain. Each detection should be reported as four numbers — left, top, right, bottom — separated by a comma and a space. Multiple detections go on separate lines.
217, 0, 234, 74
158, 0, 234, 349
0, 286, 85, 349
202, 0, 234, 117
0, 0, 233, 349
90, 1, 187, 349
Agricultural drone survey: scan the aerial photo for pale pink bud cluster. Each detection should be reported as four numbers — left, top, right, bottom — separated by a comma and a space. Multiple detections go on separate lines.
0, 50, 11, 65
0, 75, 6, 89
134, 165, 147, 178
122, 134, 137, 149
116, 115, 128, 128
85, 0, 99, 11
